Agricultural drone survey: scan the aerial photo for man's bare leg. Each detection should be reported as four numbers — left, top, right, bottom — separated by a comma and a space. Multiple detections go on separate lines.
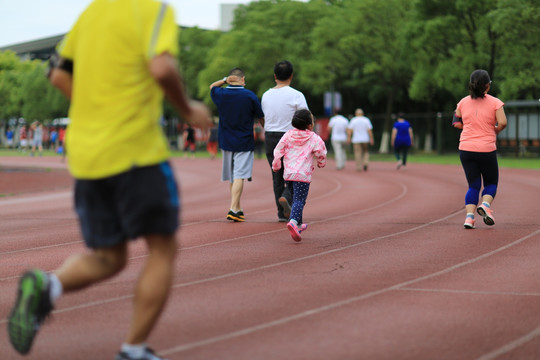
125, 234, 177, 344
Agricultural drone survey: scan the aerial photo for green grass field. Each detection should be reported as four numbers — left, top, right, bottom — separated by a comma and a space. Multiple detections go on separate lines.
0, 148, 538, 170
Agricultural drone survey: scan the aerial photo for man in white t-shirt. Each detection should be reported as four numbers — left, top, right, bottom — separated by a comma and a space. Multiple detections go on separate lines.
347, 108, 374, 171
328, 111, 349, 170
261, 60, 308, 222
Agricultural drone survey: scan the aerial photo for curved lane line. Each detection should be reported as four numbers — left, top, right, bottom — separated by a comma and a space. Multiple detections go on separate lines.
159, 228, 540, 356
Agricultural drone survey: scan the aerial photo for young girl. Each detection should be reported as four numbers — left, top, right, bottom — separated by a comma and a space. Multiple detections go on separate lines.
272, 109, 327, 241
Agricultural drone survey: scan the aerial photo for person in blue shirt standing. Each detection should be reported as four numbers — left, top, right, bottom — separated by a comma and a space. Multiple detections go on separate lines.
391, 112, 414, 169
210, 68, 264, 222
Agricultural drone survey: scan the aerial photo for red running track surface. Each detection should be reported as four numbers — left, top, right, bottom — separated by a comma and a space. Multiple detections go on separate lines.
0, 156, 539, 360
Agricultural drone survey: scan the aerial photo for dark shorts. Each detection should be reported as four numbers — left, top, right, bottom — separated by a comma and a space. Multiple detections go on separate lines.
74, 162, 180, 249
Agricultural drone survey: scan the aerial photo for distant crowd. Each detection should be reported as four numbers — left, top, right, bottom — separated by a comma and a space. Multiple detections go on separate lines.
3, 122, 66, 155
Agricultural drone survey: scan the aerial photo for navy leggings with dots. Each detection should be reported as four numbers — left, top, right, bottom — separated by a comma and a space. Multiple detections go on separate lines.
286, 180, 310, 225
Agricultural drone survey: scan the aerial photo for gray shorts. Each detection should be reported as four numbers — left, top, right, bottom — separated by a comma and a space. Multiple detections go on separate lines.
221, 150, 254, 182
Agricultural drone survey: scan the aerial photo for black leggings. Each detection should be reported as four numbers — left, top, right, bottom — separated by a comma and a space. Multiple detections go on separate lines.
394, 145, 410, 165
459, 150, 499, 205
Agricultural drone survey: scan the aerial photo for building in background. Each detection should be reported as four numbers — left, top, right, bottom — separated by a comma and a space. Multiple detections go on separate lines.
220, 4, 239, 31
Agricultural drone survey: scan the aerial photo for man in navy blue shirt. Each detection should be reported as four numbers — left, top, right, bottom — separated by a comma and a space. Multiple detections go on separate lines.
210, 68, 264, 222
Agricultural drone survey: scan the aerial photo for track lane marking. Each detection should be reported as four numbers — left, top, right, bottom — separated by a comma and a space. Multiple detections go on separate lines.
159, 228, 540, 356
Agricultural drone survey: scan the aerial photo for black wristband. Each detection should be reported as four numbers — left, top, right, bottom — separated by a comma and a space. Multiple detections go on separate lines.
452, 113, 463, 125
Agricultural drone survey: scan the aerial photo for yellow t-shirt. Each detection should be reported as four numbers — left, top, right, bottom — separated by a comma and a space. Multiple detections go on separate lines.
58, 0, 179, 179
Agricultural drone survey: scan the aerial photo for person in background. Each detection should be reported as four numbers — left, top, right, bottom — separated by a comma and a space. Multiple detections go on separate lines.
183, 124, 196, 159
18, 125, 28, 153
210, 68, 264, 222
49, 127, 58, 151
253, 121, 265, 159
272, 109, 326, 242
7, 1, 212, 359
261, 60, 308, 222
453, 69, 507, 229
391, 113, 414, 169
347, 108, 374, 171
30, 121, 44, 157
58, 126, 66, 154
6, 127, 14, 148
328, 110, 349, 170
206, 120, 219, 160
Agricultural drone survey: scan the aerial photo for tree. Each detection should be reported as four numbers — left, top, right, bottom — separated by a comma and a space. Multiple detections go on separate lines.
304, 0, 414, 152
19, 60, 69, 121
198, 0, 326, 111
491, 0, 540, 100
0, 51, 25, 121
178, 27, 223, 100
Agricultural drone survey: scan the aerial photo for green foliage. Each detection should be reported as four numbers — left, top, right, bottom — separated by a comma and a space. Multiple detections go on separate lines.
0, 51, 68, 122
490, 0, 540, 100
178, 27, 222, 98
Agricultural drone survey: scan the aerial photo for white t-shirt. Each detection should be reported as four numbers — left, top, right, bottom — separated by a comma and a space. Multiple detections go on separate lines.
348, 116, 373, 143
328, 114, 349, 142
261, 86, 308, 132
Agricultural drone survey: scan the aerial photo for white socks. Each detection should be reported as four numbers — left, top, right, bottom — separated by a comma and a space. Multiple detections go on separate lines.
48, 273, 63, 304
121, 343, 147, 358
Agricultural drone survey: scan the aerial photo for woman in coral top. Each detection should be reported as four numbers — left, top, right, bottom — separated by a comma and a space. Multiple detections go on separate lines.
453, 69, 507, 229
272, 109, 327, 242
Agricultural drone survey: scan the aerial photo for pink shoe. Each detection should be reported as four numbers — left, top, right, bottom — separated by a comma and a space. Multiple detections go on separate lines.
287, 221, 302, 242
477, 204, 495, 226
463, 217, 475, 229
298, 224, 308, 233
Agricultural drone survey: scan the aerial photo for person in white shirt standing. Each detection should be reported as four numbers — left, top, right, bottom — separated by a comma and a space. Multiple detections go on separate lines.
328, 111, 349, 170
261, 60, 309, 222
347, 108, 374, 171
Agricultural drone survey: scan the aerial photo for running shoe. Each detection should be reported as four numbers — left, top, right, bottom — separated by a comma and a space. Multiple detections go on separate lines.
287, 221, 302, 242
477, 204, 495, 226
226, 210, 245, 222
115, 347, 167, 360
8, 269, 53, 355
298, 223, 308, 233
279, 196, 291, 219
463, 217, 475, 229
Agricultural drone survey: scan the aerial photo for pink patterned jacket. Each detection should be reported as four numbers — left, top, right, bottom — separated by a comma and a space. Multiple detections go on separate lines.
272, 129, 327, 183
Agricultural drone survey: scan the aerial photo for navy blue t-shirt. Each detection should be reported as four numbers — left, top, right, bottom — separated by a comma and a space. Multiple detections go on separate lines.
393, 120, 412, 147
210, 85, 264, 152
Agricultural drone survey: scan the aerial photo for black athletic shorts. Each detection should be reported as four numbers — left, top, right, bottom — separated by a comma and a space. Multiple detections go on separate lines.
74, 162, 180, 249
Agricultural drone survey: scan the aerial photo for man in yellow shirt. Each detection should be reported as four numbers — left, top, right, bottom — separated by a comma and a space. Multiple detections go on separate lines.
7, 1, 211, 359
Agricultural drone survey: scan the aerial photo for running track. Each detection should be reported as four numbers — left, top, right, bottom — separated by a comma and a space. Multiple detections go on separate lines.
0, 156, 539, 360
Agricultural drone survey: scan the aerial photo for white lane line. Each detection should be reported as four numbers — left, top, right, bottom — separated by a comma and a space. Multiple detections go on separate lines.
160, 228, 540, 356
0, 207, 463, 325
0, 191, 71, 206
0, 241, 82, 257
399, 287, 540, 297
178, 173, 345, 227
475, 326, 540, 360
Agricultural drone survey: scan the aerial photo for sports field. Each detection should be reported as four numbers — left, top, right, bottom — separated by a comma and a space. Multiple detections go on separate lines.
0, 155, 539, 359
